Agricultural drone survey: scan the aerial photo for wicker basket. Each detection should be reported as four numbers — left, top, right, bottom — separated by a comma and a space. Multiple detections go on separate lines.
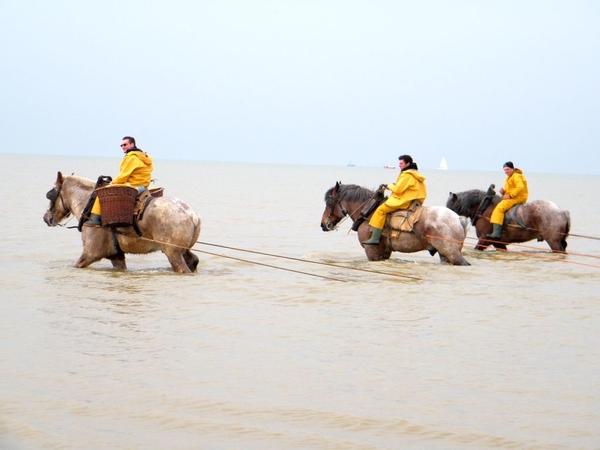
95, 185, 138, 227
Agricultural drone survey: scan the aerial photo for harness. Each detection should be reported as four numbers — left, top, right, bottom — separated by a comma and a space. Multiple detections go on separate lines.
505, 204, 527, 229
78, 175, 113, 232
351, 194, 383, 232
472, 184, 496, 226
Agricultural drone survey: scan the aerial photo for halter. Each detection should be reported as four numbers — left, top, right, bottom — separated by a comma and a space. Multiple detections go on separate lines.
46, 185, 69, 220
323, 193, 348, 230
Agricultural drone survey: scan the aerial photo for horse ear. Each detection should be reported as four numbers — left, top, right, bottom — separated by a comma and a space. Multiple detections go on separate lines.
335, 181, 341, 188
57, 171, 63, 183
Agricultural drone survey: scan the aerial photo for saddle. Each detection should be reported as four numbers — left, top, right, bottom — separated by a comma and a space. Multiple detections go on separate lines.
386, 200, 424, 238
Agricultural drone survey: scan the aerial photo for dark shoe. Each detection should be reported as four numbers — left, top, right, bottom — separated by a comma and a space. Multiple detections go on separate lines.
362, 227, 382, 245
486, 224, 502, 239
84, 213, 102, 227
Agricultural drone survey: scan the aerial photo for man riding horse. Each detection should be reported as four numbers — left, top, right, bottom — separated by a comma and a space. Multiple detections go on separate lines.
486, 161, 529, 240
85, 136, 153, 227
362, 154, 427, 245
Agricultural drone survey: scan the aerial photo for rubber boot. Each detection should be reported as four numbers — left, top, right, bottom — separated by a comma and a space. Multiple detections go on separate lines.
362, 227, 382, 245
486, 224, 502, 239
84, 213, 102, 227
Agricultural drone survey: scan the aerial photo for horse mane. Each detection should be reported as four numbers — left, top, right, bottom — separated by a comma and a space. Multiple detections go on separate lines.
450, 189, 501, 216
64, 174, 96, 191
325, 184, 375, 203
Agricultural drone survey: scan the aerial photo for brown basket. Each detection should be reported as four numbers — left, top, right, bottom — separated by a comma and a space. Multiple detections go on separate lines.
149, 187, 164, 198
95, 185, 138, 227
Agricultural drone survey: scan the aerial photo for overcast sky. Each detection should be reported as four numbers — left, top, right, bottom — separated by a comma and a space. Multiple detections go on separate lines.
1, 1, 598, 174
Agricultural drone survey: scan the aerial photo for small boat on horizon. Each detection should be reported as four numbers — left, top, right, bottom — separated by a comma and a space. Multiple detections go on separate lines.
347, 162, 355, 167
438, 157, 448, 170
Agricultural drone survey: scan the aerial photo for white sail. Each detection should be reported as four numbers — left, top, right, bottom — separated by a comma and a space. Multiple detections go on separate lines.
438, 157, 448, 170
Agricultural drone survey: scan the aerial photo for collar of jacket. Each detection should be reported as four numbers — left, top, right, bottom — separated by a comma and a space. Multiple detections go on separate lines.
402, 162, 419, 172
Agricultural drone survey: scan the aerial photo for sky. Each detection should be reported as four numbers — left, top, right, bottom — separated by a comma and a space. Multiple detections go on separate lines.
1, 0, 598, 174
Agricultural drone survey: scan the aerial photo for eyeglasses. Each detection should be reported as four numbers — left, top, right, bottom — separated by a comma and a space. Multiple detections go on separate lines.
120, 143, 128, 147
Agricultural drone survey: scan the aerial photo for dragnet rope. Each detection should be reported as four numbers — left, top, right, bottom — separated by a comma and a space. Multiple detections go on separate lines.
106, 230, 422, 282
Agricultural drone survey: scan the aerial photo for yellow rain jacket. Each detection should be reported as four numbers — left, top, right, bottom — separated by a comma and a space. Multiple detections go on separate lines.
112, 150, 154, 187
490, 168, 528, 225
368, 169, 427, 229
91, 150, 154, 215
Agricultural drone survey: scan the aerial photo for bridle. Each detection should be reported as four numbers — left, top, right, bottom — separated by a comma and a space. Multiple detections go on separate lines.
324, 193, 347, 229
46, 184, 70, 221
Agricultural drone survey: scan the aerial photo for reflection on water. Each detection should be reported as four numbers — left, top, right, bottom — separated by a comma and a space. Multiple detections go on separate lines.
1, 156, 599, 449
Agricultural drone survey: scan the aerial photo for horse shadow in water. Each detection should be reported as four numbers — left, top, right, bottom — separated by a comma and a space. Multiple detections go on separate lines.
446, 184, 570, 252
43, 171, 202, 273
320, 182, 471, 266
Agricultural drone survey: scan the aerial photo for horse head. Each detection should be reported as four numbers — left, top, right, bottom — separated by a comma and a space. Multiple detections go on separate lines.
43, 171, 70, 226
321, 181, 348, 231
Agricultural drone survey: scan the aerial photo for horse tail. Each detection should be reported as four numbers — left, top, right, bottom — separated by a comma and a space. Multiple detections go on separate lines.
561, 210, 571, 250
188, 215, 202, 248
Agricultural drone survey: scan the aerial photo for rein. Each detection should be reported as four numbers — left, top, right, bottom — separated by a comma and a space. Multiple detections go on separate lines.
327, 190, 382, 231
327, 195, 379, 231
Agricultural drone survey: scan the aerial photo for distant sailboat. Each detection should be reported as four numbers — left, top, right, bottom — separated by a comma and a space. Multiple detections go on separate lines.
438, 157, 448, 170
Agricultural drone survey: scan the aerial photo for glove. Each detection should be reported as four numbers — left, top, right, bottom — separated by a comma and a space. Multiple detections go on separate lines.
378, 184, 387, 192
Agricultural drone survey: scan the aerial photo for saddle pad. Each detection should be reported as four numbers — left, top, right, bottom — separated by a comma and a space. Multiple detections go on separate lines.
387, 205, 424, 232
134, 189, 153, 217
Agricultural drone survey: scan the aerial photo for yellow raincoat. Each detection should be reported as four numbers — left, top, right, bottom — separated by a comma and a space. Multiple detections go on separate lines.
368, 168, 427, 229
91, 150, 154, 215
490, 168, 528, 226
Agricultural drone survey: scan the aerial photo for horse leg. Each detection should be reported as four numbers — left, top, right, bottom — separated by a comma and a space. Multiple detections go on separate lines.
76, 228, 123, 269
358, 223, 391, 261
107, 253, 127, 270
434, 242, 471, 266
440, 252, 471, 266
546, 238, 566, 253
364, 245, 392, 261
164, 248, 192, 273
474, 239, 489, 251
183, 250, 199, 272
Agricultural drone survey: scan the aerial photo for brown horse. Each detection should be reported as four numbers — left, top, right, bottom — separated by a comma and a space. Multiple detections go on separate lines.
321, 182, 470, 265
446, 184, 570, 252
43, 171, 202, 273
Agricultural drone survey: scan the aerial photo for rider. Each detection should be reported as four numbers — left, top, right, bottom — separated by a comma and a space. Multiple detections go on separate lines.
362, 154, 427, 245
486, 161, 529, 239
85, 136, 154, 227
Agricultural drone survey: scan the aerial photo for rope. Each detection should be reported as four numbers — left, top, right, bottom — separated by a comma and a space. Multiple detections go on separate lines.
62, 215, 600, 273
426, 234, 600, 269
196, 248, 348, 282
107, 231, 349, 282
196, 241, 422, 281
108, 231, 422, 281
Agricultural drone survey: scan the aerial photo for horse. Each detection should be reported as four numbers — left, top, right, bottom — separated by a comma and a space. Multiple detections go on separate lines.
43, 171, 202, 273
446, 185, 570, 252
320, 182, 471, 266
